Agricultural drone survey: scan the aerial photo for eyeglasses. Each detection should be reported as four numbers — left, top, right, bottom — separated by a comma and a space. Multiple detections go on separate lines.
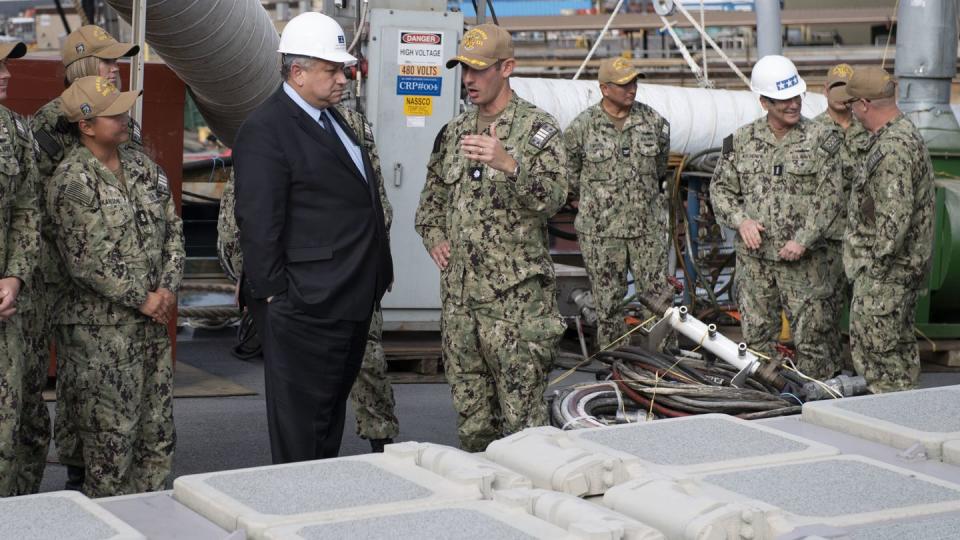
763, 94, 804, 107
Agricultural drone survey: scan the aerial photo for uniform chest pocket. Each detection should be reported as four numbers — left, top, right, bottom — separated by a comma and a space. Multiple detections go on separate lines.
584, 141, 615, 163
635, 135, 660, 174
443, 160, 465, 185
734, 154, 766, 176
142, 193, 168, 225
785, 156, 819, 195
584, 141, 616, 182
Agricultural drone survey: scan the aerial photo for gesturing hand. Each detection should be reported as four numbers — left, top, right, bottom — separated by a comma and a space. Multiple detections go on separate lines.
460, 124, 517, 174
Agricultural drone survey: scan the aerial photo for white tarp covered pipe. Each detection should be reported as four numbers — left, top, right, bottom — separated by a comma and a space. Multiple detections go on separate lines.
105, 0, 281, 147
511, 78, 827, 156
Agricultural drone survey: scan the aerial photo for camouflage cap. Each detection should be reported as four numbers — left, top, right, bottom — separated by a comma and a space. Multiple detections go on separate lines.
0, 41, 27, 61
824, 63, 854, 89
833, 65, 897, 102
62, 25, 139, 67
60, 76, 141, 122
445, 24, 513, 69
598, 57, 641, 85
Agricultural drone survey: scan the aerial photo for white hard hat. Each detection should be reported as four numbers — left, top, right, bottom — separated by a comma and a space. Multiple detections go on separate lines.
750, 55, 806, 100
278, 12, 357, 66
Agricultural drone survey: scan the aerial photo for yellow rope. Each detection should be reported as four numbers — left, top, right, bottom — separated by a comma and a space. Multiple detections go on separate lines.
549, 319, 651, 387
782, 358, 843, 399
690, 329, 709, 353
73, 0, 91, 26
915, 326, 937, 353
647, 371, 658, 421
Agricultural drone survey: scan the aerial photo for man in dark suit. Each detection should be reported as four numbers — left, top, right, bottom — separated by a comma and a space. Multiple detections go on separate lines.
233, 12, 393, 463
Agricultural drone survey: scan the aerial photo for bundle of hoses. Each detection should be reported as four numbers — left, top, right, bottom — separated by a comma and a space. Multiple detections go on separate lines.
550, 345, 801, 429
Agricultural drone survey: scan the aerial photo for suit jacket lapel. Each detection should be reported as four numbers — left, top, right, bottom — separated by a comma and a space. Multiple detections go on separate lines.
327, 107, 372, 188
279, 90, 366, 186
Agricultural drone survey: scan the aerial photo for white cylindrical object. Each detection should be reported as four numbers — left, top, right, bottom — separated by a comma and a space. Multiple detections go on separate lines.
664, 307, 758, 374
511, 78, 827, 156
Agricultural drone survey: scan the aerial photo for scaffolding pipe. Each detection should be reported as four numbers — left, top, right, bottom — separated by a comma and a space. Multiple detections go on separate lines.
104, 0, 281, 147
755, 0, 782, 58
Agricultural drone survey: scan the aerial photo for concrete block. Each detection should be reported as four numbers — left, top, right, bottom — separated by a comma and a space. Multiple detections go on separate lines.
571, 414, 838, 476
483, 416, 837, 497
385, 441, 532, 497
493, 487, 666, 539
802, 385, 960, 460
173, 453, 484, 539
944, 439, 960, 467
0, 490, 145, 540
603, 455, 960, 539
484, 426, 631, 497
261, 502, 570, 540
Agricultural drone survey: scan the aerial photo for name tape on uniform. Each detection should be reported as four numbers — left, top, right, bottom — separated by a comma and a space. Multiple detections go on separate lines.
397, 76, 442, 96
403, 96, 433, 117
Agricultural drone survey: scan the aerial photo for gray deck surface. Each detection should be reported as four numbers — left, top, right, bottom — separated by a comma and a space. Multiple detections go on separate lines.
578, 416, 807, 465
833, 387, 960, 432
0, 497, 117, 539
703, 459, 960, 517
203, 460, 433, 515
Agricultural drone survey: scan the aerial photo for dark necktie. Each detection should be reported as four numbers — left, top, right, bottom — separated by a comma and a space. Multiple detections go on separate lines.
321, 109, 366, 183
321, 109, 339, 139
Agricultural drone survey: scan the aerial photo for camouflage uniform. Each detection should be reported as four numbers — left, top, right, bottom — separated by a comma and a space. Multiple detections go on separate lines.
14, 98, 144, 493
844, 114, 934, 393
563, 102, 670, 347
216, 106, 400, 442
710, 116, 843, 380
47, 146, 183, 497
349, 308, 399, 440
216, 171, 243, 281
811, 111, 870, 368
0, 107, 41, 497
415, 93, 568, 452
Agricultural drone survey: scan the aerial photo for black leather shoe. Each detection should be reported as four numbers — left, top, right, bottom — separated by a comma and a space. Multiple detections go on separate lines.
369, 438, 394, 453
65, 465, 85, 491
